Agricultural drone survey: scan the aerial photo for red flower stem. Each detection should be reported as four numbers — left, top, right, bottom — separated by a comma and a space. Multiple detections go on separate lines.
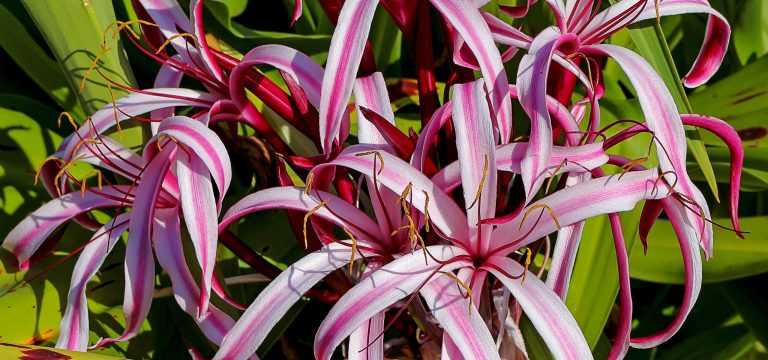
415, 0, 439, 126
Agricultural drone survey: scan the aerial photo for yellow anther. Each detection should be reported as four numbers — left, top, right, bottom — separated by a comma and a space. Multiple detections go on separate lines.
438, 271, 474, 311
521, 248, 533, 283
519, 203, 561, 231
304, 172, 316, 195
34, 157, 64, 185
302, 201, 327, 249
57, 112, 79, 129
52, 160, 80, 197
80, 46, 112, 92
467, 155, 489, 210
79, 169, 104, 194
355, 150, 385, 175
618, 157, 648, 180
544, 159, 568, 194
340, 227, 360, 275
155, 33, 198, 55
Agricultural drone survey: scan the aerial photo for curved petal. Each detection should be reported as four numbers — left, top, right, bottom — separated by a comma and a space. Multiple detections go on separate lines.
214, 242, 366, 360
157, 116, 231, 210
544, 174, 589, 299
2, 186, 131, 268
94, 144, 177, 347
56, 214, 130, 351
606, 211, 632, 360
432, 143, 607, 193
451, 80, 497, 255
482, 11, 532, 49
348, 311, 385, 360
583, 0, 729, 87
136, 0, 199, 62
354, 72, 401, 240
150, 55, 186, 135
318, 0, 379, 152
584, 44, 712, 256
354, 72, 396, 145
485, 256, 592, 359
58, 88, 215, 162
517, 27, 579, 201
153, 208, 235, 345
490, 169, 670, 253
681, 114, 743, 236
314, 245, 471, 360
410, 102, 451, 172
176, 152, 218, 318
72, 136, 145, 182
420, 275, 501, 360
630, 198, 702, 348
232, 45, 324, 109
220, 186, 384, 248
190, 0, 224, 82
312, 145, 468, 245
430, 0, 514, 141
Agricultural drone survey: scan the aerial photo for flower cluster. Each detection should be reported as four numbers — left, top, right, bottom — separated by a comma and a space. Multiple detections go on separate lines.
2, 0, 744, 359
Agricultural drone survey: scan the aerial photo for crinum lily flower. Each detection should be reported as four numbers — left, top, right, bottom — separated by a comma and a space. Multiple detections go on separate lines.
208, 78, 705, 360
2, 106, 236, 350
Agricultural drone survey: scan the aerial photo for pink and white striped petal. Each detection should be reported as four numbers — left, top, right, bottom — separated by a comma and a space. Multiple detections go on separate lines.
312, 145, 469, 245
314, 245, 471, 360
176, 151, 219, 318
451, 80, 497, 255
490, 169, 670, 253
190, 0, 225, 82
94, 144, 177, 347
420, 274, 501, 360
517, 26, 579, 201
354, 72, 401, 240
432, 142, 607, 193
410, 103, 452, 171
57, 88, 215, 163
157, 116, 231, 210
430, 0, 514, 141
220, 186, 384, 247
544, 174, 589, 299
630, 198, 702, 348
214, 242, 369, 360
348, 311, 385, 360
584, 0, 729, 87
584, 44, 713, 256
2, 186, 131, 268
318, 0, 379, 152
485, 256, 592, 359
56, 214, 130, 351
233, 45, 324, 109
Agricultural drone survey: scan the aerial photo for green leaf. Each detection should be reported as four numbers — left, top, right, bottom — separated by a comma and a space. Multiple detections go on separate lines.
0, 343, 122, 359
20, 0, 136, 115
656, 324, 754, 360
520, 315, 553, 360
732, 0, 768, 64
719, 275, 768, 348
0, 95, 63, 237
205, 0, 331, 54
0, 3, 78, 115
630, 217, 768, 284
